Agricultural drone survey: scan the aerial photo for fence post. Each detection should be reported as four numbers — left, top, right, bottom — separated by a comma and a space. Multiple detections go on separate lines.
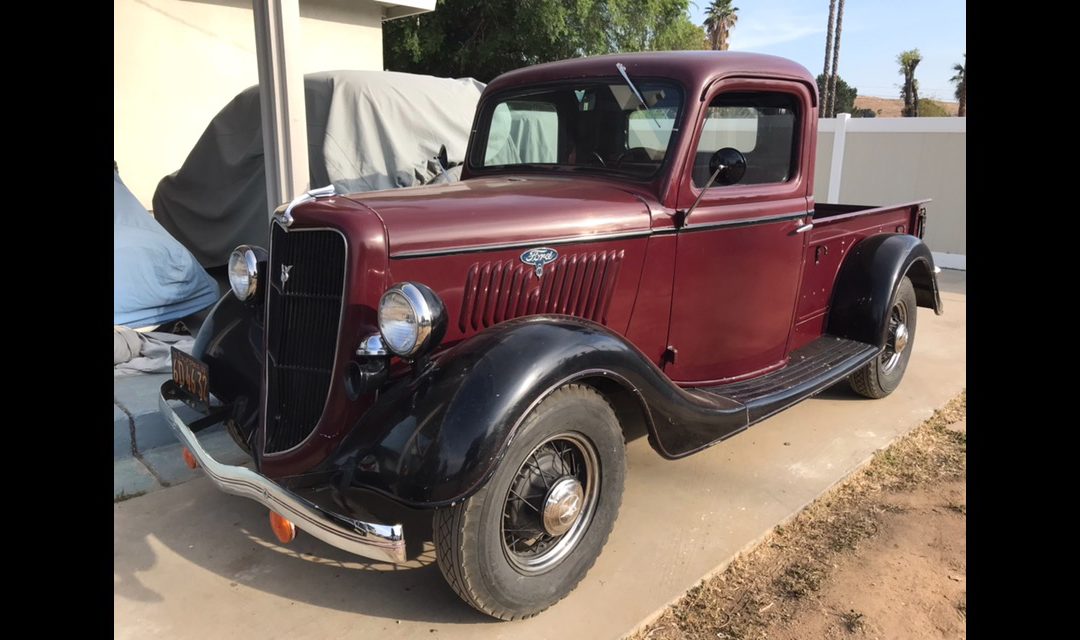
826, 113, 850, 203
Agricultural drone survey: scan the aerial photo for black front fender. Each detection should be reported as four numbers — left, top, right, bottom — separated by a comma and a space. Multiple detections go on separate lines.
191, 291, 263, 432
328, 316, 748, 508
828, 233, 944, 347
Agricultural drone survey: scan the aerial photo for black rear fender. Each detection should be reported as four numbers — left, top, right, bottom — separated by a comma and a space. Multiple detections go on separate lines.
827, 233, 943, 348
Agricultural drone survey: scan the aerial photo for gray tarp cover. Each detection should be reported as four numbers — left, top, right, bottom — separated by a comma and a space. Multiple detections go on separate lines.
153, 71, 485, 266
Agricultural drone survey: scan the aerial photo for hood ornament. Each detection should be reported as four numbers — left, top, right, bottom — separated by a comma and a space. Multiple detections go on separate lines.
275, 184, 337, 228
520, 247, 559, 278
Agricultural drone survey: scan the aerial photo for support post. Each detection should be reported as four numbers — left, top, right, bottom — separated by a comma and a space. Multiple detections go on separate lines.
252, 0, 309, 216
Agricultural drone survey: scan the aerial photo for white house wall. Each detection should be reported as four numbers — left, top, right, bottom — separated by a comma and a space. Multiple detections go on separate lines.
115, 0, 385, 209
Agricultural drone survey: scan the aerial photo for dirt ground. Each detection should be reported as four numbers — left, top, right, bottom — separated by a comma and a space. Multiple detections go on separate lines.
632, 392, 966, 640
853, 96, 959, 117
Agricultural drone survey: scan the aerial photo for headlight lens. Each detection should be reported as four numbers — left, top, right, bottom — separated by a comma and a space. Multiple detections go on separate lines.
228, 246, 262, 301
379, 289, 420, 355
377, 282, 446, 359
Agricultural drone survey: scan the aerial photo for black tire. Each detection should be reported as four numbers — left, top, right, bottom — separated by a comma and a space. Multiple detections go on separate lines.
849, 276, 918, 398
433, 383, 626, 620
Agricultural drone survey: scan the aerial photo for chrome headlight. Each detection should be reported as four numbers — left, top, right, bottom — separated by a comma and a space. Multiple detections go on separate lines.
377, 282, 446, 359
228, 245, 267, 301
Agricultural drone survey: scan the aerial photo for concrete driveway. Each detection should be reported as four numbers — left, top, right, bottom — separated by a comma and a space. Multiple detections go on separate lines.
115, 271, 965, 639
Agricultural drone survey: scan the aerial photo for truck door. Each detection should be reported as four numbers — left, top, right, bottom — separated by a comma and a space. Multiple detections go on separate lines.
664, 80, 814, 384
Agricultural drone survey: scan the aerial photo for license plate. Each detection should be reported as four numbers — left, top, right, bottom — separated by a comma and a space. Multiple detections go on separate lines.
172, 347, 210, 406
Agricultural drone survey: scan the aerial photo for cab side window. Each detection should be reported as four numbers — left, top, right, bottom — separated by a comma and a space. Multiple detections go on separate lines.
692, 92, 799, 188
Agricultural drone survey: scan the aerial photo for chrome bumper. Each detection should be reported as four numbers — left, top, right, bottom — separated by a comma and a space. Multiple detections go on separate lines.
158, 382, 407, 564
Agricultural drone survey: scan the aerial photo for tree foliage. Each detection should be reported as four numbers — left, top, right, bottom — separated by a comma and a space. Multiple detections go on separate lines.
820, 0, 836, 113
824, 0, 846, 118
384, 0, 706, 83
950, 54, 966, 116
815, 73, 857, 116
897, 49, 922, 117
703, 0, 739, 51
917, 99, 948, 117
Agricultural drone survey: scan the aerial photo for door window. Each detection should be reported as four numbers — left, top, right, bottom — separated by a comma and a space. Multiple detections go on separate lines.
692, 92, 799, 187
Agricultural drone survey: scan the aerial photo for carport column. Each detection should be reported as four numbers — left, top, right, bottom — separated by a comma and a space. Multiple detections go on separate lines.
252, 0, 309, 216
826, 113, 850, 203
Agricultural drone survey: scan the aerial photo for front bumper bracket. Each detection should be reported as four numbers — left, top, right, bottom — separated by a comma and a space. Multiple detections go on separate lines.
158, 381, 407, 564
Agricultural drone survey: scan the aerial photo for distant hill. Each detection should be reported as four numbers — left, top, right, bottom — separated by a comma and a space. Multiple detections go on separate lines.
853, 96, 960, 118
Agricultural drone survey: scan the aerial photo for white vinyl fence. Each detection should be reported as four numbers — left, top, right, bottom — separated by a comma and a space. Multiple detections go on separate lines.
815, 115, 966, 270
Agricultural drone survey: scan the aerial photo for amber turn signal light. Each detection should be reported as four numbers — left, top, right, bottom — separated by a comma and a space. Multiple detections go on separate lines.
182, 447, 197, 469
269, 511, 296, 544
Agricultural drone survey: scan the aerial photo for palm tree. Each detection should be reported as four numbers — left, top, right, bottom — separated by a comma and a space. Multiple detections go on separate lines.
821, 0, 837, 115
951, 54, 966, 116
826, 0, 846, 117
703, 0, 739, 51
897, 49, 922, 117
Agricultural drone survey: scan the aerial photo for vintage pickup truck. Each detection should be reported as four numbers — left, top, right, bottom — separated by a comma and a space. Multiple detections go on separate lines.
160, 51, 943, 620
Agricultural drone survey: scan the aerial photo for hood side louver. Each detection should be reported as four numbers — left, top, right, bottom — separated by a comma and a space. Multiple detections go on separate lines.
459, 249, 624, 332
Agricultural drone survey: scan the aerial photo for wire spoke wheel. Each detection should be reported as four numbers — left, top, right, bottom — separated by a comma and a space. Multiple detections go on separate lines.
501, 433, 599, 574
849, 276, 918, 399
433, 384, 625, 620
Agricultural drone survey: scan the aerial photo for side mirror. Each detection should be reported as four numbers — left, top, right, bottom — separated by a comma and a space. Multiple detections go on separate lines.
683, 147, 749, 225
709, 147, 747, 186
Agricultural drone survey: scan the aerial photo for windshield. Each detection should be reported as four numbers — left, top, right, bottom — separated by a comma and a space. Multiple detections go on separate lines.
471, 79, 683, 179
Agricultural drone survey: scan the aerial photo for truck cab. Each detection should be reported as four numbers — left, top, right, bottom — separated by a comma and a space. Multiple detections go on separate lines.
160, 51, 943, 621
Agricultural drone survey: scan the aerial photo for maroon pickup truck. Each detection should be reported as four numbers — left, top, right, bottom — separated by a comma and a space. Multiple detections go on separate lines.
160, 51, 943, 620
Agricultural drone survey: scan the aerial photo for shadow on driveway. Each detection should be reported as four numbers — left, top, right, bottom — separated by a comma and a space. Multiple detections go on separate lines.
114, 477, 496, 624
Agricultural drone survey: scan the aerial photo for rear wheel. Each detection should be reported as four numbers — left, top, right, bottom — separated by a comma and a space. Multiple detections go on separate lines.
849, 276, 918, 398
433, 384, 626, 620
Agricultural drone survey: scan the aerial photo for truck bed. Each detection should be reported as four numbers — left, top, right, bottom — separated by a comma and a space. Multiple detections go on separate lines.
812, 200, 929, 227
791, 199, 930, 350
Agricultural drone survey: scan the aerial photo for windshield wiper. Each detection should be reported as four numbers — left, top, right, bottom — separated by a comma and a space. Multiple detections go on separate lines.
616, 62, 660, 128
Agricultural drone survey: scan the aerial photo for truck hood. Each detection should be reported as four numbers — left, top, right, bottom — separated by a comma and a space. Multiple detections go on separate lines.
343, 176, 651, 257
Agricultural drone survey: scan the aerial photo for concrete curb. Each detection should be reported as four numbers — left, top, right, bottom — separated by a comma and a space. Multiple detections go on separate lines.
113, 372, 248, 499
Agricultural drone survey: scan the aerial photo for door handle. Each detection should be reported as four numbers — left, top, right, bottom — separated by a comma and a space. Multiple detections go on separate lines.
793, 219, 814, 234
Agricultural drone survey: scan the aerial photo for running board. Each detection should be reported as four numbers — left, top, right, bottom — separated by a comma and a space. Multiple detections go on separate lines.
700, 336, 880, 425
651, 335, 881, 458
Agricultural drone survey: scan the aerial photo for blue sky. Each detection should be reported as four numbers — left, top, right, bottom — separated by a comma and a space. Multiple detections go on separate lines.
688, 0, 966, 101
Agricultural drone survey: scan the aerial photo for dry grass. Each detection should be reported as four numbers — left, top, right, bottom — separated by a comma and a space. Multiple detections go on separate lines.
632, 391, 966, 640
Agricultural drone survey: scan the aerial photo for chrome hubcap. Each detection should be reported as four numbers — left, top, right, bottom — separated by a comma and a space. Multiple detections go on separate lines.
881, 300, 910, 373
542, 477, 584, 536
893, 323, 909, 355
501, 432, 599, 575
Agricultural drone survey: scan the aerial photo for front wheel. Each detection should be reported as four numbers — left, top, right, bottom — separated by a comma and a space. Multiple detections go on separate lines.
433, 384, 626, 620
849, 276, 918, 398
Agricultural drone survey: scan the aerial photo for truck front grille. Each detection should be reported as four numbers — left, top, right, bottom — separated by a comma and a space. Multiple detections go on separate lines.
264, 224, 346, 453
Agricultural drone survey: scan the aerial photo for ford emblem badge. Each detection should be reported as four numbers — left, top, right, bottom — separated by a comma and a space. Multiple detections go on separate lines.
520, 247, 559, 278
